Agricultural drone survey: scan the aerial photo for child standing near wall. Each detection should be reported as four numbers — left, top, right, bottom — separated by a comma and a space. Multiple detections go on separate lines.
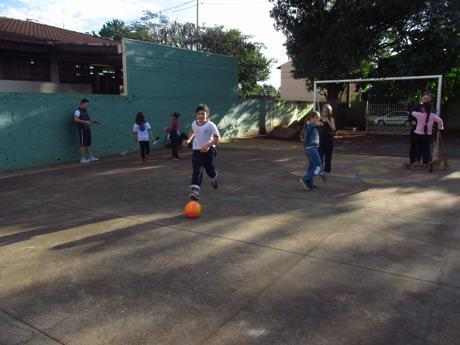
410, 102, 444, 165
299, 111, 325, 191
133, 112, 157, 163
183, 104, 220, 201
319, 104, 336, 175
164, 112, 181, 160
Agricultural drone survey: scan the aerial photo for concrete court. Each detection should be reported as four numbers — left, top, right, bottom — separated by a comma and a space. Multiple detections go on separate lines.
0, 138, 459, 345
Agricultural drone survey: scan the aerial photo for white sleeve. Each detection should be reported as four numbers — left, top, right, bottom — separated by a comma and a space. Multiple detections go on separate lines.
74, 110, 80, 117
191, 121, 197, 132
133, 124, 138, 132
210, 122, 220, 137
146, 122, 151, 130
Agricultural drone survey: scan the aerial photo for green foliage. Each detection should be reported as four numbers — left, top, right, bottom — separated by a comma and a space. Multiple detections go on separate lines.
98, 13, 273, 97
247, 84, 280, 98
269, 0, 459, 105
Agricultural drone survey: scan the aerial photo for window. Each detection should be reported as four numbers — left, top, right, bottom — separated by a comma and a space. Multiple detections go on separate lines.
0, 55, 50, 81
58, 61, 92, 84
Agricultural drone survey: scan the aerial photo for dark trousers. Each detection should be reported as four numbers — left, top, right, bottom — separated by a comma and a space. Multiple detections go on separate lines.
139, 141, 150, 159
409, 130, 418, 163
170, 131, 179, 158
319, 137, 333, 173
414, 133, 432, 164
191, 148, 217, 187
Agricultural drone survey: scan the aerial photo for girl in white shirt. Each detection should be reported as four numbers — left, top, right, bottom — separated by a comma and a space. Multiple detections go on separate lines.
183, 104, 220, 201
133, 112, 157, 163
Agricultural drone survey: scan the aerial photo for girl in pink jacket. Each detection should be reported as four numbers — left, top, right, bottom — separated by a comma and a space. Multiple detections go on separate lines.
411, 102, 444, 164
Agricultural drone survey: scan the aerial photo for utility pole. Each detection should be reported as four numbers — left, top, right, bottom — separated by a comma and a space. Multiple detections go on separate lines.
196, 0, 199, 31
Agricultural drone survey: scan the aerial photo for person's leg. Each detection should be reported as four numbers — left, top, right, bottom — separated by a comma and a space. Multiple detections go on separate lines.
414, 134, 423, 164
409, 130, 417, 163
190, 150, 203, 199
203, 148, 218, 189
191, 150, 203, 187
422, 135, 432, 164
139, 142, 145, 160
318, 142, 325, 171
302, 151, 316, 186
85, 129, 98, 161
324, 139, 333, 173
311, 149, 322, 187
145, 141, 150, 161
171, 132, 179, 159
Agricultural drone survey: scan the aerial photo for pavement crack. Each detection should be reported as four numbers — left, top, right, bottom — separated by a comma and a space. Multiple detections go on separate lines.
0, 309, 66, 345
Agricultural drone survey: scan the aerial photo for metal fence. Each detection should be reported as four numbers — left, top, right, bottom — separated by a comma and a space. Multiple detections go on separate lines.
365, 103, 411, 136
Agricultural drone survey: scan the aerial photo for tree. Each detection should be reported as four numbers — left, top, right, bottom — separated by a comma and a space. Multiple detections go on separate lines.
98, 14, 273, 97
269, 0, 459, 107
99, 19, 132, 41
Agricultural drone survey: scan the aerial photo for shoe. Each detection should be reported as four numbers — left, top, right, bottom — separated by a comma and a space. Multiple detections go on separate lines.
189, 185, 201, 200
312, 184, 320, 190
320, 172, 328, 182
88, 156, 99, 162
211, 173, 218, 190
171, 157, 180, 161
298, 178, 311, 191
80, 159, 89, 164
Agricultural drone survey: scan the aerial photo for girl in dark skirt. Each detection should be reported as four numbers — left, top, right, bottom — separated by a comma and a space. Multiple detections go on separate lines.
319, 104, 336, 175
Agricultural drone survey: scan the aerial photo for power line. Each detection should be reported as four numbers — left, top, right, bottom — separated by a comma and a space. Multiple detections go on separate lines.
168, 3, 202, 14
160, 0, 195, 14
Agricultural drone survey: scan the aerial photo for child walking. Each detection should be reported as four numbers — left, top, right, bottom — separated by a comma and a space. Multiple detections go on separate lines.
164, 112, 181, 160
183, 104, 220, 201
319, 104, 336, 175
133, 112, 157, 163
299, 111, 325, 191
410, 102, 444, 165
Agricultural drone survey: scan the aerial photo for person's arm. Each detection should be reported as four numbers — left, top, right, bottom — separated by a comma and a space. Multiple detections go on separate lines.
433, 114, 444, 130
183, 130, 195, 146
74, 110, 91, 126
327, 118, 336, 132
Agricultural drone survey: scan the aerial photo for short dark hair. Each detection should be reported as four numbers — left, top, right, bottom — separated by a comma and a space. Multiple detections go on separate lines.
171, 112, 181, 118
196, 104, 209, 114
307, 110, 320, 120
80, 98, 89, 104
422, 91, 432, 98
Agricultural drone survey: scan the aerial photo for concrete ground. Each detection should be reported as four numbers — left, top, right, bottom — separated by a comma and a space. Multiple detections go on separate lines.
1, 138, 459, 345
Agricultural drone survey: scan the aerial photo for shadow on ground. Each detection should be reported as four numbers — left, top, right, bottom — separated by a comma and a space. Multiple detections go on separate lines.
0, 138, 459, 345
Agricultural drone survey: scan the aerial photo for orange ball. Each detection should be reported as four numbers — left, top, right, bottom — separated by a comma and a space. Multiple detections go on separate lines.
184, 201, 202, 218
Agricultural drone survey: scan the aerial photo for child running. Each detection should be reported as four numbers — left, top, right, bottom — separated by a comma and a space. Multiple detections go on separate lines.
410, 102, 444, 166
183, 104, 220, 201
133, 112, 158, 163
299, 111, 326, 191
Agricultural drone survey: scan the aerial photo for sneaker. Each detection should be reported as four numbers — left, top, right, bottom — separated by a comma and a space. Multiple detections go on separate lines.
88, 156, 99, 162
298, 178, 311, 191
312, 184, 320, 190
211, 174, 218, 190
80, 159, 89, 164
320, 172, 328, 182
189, 190, 200, 201
171, 157, 180, 161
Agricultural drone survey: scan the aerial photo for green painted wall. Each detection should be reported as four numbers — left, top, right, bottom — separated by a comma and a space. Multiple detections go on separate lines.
0, 39, 309, 172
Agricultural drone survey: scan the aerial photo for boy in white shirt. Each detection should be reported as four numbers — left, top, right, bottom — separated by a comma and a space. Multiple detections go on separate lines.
183, 104, 220, 201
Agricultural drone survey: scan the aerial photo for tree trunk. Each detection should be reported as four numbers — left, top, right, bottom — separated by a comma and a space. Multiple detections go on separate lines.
325, 84, 342, 111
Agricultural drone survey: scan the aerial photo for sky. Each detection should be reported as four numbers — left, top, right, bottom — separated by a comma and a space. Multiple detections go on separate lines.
0, 0, 288, 87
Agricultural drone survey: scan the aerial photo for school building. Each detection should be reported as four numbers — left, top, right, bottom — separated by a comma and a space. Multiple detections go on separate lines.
0, 17, 309, 172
